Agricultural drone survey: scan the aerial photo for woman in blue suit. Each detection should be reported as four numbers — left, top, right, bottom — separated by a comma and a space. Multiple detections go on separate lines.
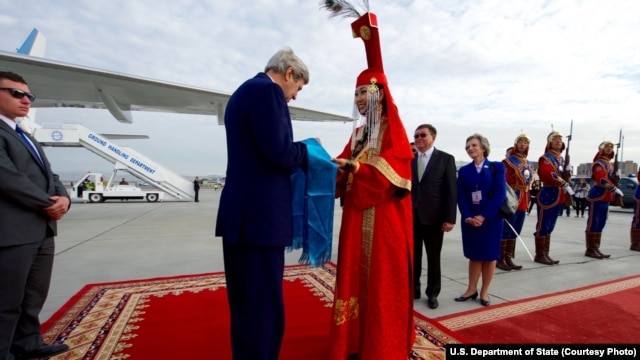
455, 134, 505, 306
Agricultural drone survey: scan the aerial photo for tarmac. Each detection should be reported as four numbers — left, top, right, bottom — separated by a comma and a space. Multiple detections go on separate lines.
42, 188, 640, 323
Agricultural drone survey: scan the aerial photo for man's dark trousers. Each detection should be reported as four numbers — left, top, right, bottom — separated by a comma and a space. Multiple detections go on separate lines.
413, 221, 444, 298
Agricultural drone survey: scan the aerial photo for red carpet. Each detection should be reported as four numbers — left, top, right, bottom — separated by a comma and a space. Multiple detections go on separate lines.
436, 275, 640, 343
42, 263, 463, 359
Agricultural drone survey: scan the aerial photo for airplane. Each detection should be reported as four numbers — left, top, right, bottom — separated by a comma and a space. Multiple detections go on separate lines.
1, 29, 351, 202
0, 28, 352, 126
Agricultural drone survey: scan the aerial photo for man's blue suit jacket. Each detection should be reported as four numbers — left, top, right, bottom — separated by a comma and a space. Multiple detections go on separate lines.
215, 73, 307, 247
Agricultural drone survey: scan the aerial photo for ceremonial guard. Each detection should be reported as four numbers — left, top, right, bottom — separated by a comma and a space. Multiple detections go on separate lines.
585, 141, 624, 258
534, 132, 574, 265
630, 169, 640, 251
497, 134, 533, 271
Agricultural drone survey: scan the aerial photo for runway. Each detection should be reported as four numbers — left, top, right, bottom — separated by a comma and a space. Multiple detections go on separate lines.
43, 188, 640, 322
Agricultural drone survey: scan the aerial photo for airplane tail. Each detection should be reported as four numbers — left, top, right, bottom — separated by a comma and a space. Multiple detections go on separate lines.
17, 28, 47, 56
16, 28, 46, 133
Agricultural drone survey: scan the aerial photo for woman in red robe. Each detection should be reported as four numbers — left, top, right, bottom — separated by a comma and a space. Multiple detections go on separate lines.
324, 4, 415, 359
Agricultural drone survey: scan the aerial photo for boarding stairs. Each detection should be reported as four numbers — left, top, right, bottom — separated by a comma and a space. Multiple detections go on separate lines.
33, 123, 195, 200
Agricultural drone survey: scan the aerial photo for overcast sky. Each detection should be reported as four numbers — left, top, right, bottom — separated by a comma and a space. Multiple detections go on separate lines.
1, 0, 638, 178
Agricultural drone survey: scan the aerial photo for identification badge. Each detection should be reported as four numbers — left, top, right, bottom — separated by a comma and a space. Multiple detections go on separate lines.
472, 190, 482, 204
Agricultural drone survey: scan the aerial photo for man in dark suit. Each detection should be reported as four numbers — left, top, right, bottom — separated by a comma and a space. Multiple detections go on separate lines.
0, 71, 71, 359
193, 176, 200, 202
215, 48, 312, 360
411, 124, 457, 309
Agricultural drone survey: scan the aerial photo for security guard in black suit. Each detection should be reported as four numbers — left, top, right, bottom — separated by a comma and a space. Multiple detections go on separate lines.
0, 72, 71, 360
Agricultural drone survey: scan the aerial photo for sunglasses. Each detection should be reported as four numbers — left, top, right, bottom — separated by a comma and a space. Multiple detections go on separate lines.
0, 87, 36, 102
414, 133, 429, 139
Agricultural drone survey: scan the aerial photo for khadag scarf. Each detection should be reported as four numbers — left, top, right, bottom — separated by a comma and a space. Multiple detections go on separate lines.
290, 138, 337, 267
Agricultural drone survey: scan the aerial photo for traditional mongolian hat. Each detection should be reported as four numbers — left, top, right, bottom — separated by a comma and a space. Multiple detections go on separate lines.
545, 130, 565, 152
321, 0, 412, 164
599, 140, 614, 150
595, 140, 615, 161
514, 133, 531, 144
511, 131, 531, 156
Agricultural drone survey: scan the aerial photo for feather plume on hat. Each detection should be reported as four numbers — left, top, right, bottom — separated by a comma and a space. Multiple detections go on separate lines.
321, 0, 368, 19
321, 0, 391, 151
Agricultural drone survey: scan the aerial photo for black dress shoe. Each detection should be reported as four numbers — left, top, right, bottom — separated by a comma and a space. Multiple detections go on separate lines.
14, 343, 70, 359
427, 296, 439, 309
480, 298, 491, 306
454, 291, 478, 302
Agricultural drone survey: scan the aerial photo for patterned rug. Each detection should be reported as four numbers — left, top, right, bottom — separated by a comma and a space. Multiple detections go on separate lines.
42, 263, 463, 359
436, 274, 640, 343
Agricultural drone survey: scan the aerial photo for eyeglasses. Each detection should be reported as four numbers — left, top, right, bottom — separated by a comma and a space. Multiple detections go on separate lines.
414, 133, 429, 139
0, 88, 36, 102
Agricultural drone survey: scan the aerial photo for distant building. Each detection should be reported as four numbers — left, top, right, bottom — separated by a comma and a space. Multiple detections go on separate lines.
576, 160, 637, 177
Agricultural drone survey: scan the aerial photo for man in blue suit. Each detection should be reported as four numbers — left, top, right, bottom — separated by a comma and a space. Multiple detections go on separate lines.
215, 48, 311, 360
0, 72, 71, 360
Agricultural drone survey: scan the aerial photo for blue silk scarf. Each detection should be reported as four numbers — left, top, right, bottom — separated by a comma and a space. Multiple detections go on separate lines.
289, 138, 337, 267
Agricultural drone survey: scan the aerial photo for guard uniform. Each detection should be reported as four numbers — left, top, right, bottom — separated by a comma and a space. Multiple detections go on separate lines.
498, 134, 533, 271
585, 141, 618, 258
631, 169, 640, 251
534, 131, 569, 265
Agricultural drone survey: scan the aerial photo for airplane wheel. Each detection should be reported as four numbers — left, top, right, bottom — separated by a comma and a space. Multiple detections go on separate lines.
146, 193, 159, 202
89, 193, 104, 203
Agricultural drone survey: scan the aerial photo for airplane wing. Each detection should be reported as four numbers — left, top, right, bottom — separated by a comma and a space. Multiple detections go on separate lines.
0, 37, 351, 125
100, 134, 150, 140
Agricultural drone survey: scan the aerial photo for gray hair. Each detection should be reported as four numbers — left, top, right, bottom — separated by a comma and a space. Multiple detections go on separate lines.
466, 133, 491, 157
264, 47, 309, 84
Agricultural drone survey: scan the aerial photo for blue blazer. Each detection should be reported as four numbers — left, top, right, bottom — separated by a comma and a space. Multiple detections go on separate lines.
457, 159, 505, 261
215, 73, 307, 246
457, 160, 505, 221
